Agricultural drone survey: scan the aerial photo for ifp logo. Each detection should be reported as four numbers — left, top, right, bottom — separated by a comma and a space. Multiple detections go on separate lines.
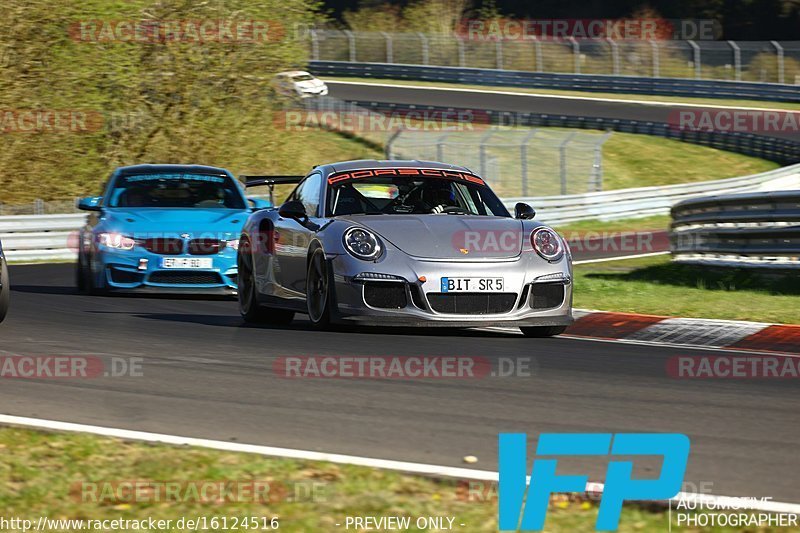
498, 433, 690, 531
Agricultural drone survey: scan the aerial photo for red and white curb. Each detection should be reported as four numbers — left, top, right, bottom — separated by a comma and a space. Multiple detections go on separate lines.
566, 310, 800, 354
1, 414, 799, 517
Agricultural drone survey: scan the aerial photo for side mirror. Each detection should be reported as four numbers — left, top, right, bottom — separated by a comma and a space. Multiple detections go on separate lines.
514, 202, 535, 220
278, 200, 307, 221
78, 196, 103, 212
248, 197, 273, 211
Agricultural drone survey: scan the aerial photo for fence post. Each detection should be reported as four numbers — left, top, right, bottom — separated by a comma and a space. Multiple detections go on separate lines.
650, 40, 660, 77
456, 34, 466, 67
417, 32, 429, 65
590, 131, 613, 192
520, 128, 538, 196
772, 41, 785, 84
569, 37, 580, 74
728, 40, 741, 81
343, 30, 356, 62
496, 39, 504, 70
381, 32, 393, 63
310, 29, 319, 61
436, 132, 451, 162
687, 40, 701, 79
534, 38, 543, 72
34, 199, 45, 215
558, 132, 577, 195
607, 37, 620, 75
479, 130, 494, 179
385, 128, 403, 159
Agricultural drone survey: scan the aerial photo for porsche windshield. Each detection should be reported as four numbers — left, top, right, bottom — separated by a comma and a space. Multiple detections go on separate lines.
327, 176, 510, 217
108, 173, 246, 209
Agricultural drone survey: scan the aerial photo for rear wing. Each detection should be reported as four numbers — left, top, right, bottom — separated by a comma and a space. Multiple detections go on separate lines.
239, 175, 304, 205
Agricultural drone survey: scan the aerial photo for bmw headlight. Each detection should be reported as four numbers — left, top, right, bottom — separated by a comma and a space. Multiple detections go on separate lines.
531, 227, 563, 262
344, 227, 382, 261
98, 232, 135, 251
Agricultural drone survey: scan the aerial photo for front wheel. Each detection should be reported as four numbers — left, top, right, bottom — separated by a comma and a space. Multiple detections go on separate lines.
520, 325, 567, 338
238, 241, 294, 325
306, 248, 332, 329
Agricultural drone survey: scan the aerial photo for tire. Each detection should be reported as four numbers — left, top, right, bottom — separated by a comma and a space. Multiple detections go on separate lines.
238, 240, 294, 325
306, 248, 332, 329
76, 251, 88, 292
0, 258, 9, 323
520, 325, 567, 338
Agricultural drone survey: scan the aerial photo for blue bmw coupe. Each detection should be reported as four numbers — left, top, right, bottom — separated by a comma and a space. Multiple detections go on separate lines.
76, 164, 270, 295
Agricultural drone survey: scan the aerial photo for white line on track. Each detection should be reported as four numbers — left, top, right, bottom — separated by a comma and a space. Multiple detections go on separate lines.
1, 414, 799, 515
573, 251, 670, 264
327, 80, 798, 113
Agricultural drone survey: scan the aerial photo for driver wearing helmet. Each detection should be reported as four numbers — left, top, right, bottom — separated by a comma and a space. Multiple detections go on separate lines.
422, 181, 458, 214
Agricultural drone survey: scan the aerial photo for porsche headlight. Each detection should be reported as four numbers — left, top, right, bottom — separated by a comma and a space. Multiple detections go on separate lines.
344, 227, 382, 261
98, 232, 135, 251
531, 227, 563, 262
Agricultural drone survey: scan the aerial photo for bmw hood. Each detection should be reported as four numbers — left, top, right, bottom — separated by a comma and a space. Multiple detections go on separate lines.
345, 215, 526, 259
101, 208, 247, 238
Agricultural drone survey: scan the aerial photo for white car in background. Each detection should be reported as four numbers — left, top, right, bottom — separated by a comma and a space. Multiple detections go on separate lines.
273, 71, 328, 98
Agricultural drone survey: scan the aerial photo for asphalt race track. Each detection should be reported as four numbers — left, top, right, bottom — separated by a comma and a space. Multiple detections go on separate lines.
328, 81, 800, 142
1, 264, 798, 503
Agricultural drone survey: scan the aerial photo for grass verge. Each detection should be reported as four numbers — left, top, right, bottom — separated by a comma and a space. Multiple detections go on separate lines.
0, 426, 772, 532
554, 215, 671, 234
574, 255, 800, 324
326, 77, 800, 111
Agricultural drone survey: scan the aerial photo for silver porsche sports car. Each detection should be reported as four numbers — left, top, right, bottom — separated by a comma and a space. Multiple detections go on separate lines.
237, 160, 572, 336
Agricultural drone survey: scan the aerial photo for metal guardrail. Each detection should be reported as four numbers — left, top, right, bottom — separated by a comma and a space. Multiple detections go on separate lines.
309, 60, 800, 104
670, 190, 800, 268
338, 98, 800, 165
2, 165, 798, 262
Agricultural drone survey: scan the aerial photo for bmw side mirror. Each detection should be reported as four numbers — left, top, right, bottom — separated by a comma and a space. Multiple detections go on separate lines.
279, 200, 307, 221
514, 202, 535, 220
78, 196, 102, 212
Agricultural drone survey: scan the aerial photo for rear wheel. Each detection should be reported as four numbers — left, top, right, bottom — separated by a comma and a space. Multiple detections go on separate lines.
520, 326, 567, 338
0, 258, 10, 323
306, 248, 332, 329
238, 240, 294, 325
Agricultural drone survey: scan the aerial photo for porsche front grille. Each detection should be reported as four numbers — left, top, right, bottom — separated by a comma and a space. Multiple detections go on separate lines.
426, 292, 517, 315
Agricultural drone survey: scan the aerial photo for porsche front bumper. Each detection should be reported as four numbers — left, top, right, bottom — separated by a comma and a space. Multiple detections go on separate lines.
328, 252, 573, 327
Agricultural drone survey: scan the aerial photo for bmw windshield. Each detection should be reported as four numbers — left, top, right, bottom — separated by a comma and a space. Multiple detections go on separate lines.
326, 174, 510, 217
107, 173, 246, 209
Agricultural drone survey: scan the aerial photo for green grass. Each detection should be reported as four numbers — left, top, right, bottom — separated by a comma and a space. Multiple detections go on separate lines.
1, 426, 785, 532
574, 255, 800, 324
554, 215, 671, 234
326, 77, 800, 111
600, 133, 778, 190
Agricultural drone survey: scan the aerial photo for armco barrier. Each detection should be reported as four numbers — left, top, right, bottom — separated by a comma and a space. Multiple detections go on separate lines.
2, 166, 798, 262
670, 190, 800, 268
309, 61, 800, 104
340, 100, 800, 165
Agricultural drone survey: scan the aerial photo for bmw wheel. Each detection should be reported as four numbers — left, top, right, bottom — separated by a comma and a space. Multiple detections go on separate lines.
306, 248, 332, 329
520, 326, 567, 338
238, 238, 294, 325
